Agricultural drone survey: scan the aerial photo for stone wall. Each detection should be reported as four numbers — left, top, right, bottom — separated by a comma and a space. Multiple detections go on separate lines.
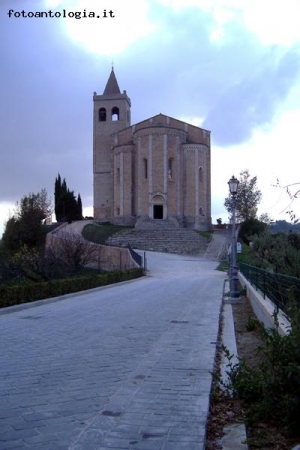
46, 225, 140, 272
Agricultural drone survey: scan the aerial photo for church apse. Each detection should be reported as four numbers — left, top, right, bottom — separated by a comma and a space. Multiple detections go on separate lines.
93, 70, 211, 230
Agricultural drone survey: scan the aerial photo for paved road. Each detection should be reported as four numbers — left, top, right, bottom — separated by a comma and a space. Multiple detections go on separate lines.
0, 252, 225, 450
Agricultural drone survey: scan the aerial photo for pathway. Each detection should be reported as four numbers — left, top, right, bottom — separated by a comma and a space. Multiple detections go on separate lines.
0, 252, 225, 450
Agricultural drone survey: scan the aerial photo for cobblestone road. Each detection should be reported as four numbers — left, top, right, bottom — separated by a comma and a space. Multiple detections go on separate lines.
0, 252, 225, 450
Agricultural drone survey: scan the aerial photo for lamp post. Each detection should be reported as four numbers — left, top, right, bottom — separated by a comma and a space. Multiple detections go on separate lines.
228, 175, 240, 299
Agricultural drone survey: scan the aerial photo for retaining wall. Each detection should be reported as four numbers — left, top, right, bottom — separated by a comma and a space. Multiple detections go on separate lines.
45, 223, 140, 272
238, 272, 290, 336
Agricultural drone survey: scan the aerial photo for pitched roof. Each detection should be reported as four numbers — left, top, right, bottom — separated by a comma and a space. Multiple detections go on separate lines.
103, 69, 121, 95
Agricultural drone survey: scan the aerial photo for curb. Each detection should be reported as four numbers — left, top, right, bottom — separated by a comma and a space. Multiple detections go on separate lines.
220, 277, 248, 449
0, 276, 145, 316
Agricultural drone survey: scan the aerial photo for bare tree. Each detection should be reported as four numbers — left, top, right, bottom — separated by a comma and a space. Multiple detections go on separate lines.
46, 232, 101, 274
273, 180, 300, 224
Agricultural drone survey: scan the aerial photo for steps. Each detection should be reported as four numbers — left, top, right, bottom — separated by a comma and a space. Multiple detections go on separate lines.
106, 228, 209, 255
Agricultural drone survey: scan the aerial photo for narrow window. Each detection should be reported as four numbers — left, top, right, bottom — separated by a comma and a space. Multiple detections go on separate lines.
168, 158, 174, 179
111, 107, 119, 121
199, 166, 203, 183
117, 168, 120, 184
144, 158, 148, 179
99, 108, 106, 122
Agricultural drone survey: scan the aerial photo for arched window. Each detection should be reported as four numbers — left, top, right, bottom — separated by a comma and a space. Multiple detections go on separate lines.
199, 207, 204, 216
143, 158, 148, 179
99, 108, 106, 122
168, 158, 174, 179
111, 107, 119, 121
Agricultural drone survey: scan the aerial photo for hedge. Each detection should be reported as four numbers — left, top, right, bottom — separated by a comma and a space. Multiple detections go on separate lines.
0, 268, 144, 308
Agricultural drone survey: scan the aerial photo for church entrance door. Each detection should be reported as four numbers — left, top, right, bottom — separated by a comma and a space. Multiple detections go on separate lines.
153, 205, 163, 219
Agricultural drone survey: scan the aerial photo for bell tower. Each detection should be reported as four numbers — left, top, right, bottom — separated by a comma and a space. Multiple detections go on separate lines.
93, 69, 131, 219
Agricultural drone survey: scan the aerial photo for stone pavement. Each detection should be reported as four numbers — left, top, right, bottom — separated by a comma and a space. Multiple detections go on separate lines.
0, 252, 225, 450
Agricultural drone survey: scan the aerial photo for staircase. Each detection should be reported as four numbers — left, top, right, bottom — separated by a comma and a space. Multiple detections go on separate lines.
106, 228, 209, 255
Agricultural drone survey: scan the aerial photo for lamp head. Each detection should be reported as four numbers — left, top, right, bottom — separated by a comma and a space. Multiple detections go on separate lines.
228, 175, 239, 196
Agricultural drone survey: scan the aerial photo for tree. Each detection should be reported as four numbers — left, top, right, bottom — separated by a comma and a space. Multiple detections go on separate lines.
224, 170, 262, 222
77, 194, 83, 219
46, 232, 100, 274
259, 212, 273, 225
54, 174, 83, 222
252, 231, 300, 278
239, 218, 267, 245
2, 189, 52, 251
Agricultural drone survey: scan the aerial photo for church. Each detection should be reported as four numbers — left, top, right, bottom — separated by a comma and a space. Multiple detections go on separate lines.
93, 70, 211, 230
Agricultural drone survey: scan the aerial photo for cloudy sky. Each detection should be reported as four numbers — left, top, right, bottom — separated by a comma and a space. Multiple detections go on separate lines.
1, 0, 300, 235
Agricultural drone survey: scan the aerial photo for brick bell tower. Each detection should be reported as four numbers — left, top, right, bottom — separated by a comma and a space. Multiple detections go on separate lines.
93, 69, 131, 219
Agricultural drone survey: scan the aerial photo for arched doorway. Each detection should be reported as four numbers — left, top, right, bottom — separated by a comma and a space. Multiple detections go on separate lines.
151, 195, 165, 219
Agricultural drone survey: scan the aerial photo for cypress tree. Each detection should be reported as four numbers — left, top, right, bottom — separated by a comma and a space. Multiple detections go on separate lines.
77, 194, 83, 219
54, 174, 83, 222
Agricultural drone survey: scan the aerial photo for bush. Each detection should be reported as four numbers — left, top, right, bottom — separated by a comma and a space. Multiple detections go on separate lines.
223, 300, 300, 436
0, 268, 144, 308
239, 218, 267, 245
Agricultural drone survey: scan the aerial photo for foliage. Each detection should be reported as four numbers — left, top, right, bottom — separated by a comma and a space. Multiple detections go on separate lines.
224, 170, 262, 222
252, 231, 300, 278
54, 173, 83, 222
17, 188, 52, 222
195, 230, 213, 241
258, 212, 273, 225
11, 245, 46, 282
245, 315, 260, 331
82, 222, 133, 245
0, 268, 144, 308
239, 218, 267, 245
1, 189, 51, 251
1, 232, 106, 284
223, 300, 300, 437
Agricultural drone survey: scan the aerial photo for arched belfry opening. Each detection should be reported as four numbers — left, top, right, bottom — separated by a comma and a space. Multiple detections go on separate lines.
111, 107, 119, 121
99, 108, 106, 122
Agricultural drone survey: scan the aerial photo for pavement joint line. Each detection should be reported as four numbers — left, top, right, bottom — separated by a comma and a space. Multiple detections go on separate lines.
0, 251, 228, 450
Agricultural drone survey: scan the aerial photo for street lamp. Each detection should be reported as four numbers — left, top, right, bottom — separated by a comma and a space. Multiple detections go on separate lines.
228, 175, 240, 299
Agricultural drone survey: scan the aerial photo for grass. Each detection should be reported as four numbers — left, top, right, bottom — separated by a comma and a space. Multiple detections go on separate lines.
216, 260, 229, 272
195, 230, 213, 241
82, 222, 134, 245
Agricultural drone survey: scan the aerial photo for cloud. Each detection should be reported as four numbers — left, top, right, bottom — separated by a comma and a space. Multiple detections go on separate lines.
203, 47, 300, 145
1, 0, 300, 237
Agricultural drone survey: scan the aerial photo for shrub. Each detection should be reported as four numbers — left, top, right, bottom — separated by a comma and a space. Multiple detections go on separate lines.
223, 300, 300, 436
0, 268, 144, 308
239, 218, 267, 245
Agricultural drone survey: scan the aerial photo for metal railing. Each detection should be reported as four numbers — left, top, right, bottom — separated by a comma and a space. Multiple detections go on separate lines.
126, 243, 143, 268
239, 263, 300, 314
